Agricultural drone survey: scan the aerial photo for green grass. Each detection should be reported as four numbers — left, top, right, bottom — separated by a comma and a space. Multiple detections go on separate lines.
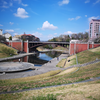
0, 43, 17, 58
0, 46, 100, 100
32, 94, 57, 100
0, 61, 100, 93
77, 50, 100, 64
56, 55, 76, 68
1, 80, 100, 100
0, 93, 57, 100
53, 46, 69, 51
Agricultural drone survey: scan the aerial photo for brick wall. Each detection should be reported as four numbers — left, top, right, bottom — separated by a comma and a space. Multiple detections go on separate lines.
5, 41, 29, 53
70, 42, 100, 55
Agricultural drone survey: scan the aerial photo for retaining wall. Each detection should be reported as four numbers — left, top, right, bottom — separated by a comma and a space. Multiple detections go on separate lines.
70, 42, 100, 55
5, 41, 29, 53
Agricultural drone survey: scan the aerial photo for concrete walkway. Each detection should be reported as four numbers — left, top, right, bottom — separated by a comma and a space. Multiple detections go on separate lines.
0, 54, 69, 79
0, 62, 35, 72
0, 53, 35, 62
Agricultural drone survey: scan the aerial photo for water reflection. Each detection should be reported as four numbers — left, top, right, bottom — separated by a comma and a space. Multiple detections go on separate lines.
11, 51, 62, 66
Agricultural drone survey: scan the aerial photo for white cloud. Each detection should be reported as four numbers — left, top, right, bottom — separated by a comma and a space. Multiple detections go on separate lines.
3, 1, 7, 5
47, 33, 57, 39
85, 29, 89, 32
2, 5, 8, 8
1, 1, 13, 8
22, 3, 28, 7
47, 34, 54, 39
85, 15, 87, 17
93, 0, 100, 4
54, 33, 57, 35
63, 31, 73, 35
68, 16, 81, 21
0, 24, 3, 26
14, 0, 28, 6
75, 16, 81, 20
58, 0, 69, 6
88, 16, 99, 22
2, 1, 8, 8
9, 2, 13, 6
85, 0, 90, 3
9, 22, 14, 25
68, 18, 74, 21
5, 29, 14, 32
39, 21, 58, 30
14, 8, 29, 18
14, 33, 18, 35
32, 32, 42, 38
14, 0, 21, 4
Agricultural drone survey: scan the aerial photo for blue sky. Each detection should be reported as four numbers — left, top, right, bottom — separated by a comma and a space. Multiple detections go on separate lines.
0, 0, 100, 41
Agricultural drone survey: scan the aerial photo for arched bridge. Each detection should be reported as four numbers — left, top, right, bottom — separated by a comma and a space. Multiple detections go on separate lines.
29, 41, 69, 52
5, 40, 100, 55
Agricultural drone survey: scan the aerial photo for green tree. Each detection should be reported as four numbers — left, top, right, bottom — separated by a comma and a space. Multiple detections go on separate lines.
9, 36, 12, 40
66, 38, 70, 42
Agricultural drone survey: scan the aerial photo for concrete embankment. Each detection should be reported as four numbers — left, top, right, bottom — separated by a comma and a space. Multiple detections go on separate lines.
0, 62, 35, 72
0, 54, 69, 79
0, 53, 35, 62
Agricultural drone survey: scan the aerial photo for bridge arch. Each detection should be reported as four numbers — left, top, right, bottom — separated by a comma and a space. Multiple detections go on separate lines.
28, 41, 69, 52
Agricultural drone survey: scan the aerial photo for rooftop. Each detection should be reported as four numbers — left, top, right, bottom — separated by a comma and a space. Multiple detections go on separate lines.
92, 19, 100, 21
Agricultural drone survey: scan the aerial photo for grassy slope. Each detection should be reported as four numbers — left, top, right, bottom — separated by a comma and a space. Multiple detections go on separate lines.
0, 80, 100, 100
0, 61, 100, 93
53, 45, 69, 51
37, 46, 69, 51
0, 62, 100, 100
56, 55, 76, 68
56, 46, 100, 68
77, 47, 100, 64
0, 46, 100, 99
0, 43, 17, 58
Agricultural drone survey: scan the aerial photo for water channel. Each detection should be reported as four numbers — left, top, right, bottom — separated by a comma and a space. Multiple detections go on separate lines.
12, 51, 62, 67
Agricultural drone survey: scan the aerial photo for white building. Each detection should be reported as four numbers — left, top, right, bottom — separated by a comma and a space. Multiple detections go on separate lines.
0, 29, 3, 35
12, 37, 20, 41
3, 32, 12, 41
70, 40, 80, 43
89, 19, 100, 38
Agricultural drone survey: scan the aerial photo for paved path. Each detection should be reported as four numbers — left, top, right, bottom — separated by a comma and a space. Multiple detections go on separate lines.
0, 53, 35, 62
0, 54, 68, 79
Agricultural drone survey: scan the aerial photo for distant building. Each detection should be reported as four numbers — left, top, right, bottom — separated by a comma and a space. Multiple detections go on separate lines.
12, 35, 21, 41
3, 32, 12, 41
34, 37, 40, 41
13, 35, 22, 39
12, 37, 20, 41
89, 19, 100, 38
0, 29, 3, 35
21, 33, 40, 41
70, 40, 80, 43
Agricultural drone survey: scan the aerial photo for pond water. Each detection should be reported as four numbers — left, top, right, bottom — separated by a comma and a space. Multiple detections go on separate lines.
12, 51, 62, 67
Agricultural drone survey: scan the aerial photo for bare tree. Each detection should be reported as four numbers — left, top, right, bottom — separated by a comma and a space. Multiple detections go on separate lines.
77, 33, 83, 40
